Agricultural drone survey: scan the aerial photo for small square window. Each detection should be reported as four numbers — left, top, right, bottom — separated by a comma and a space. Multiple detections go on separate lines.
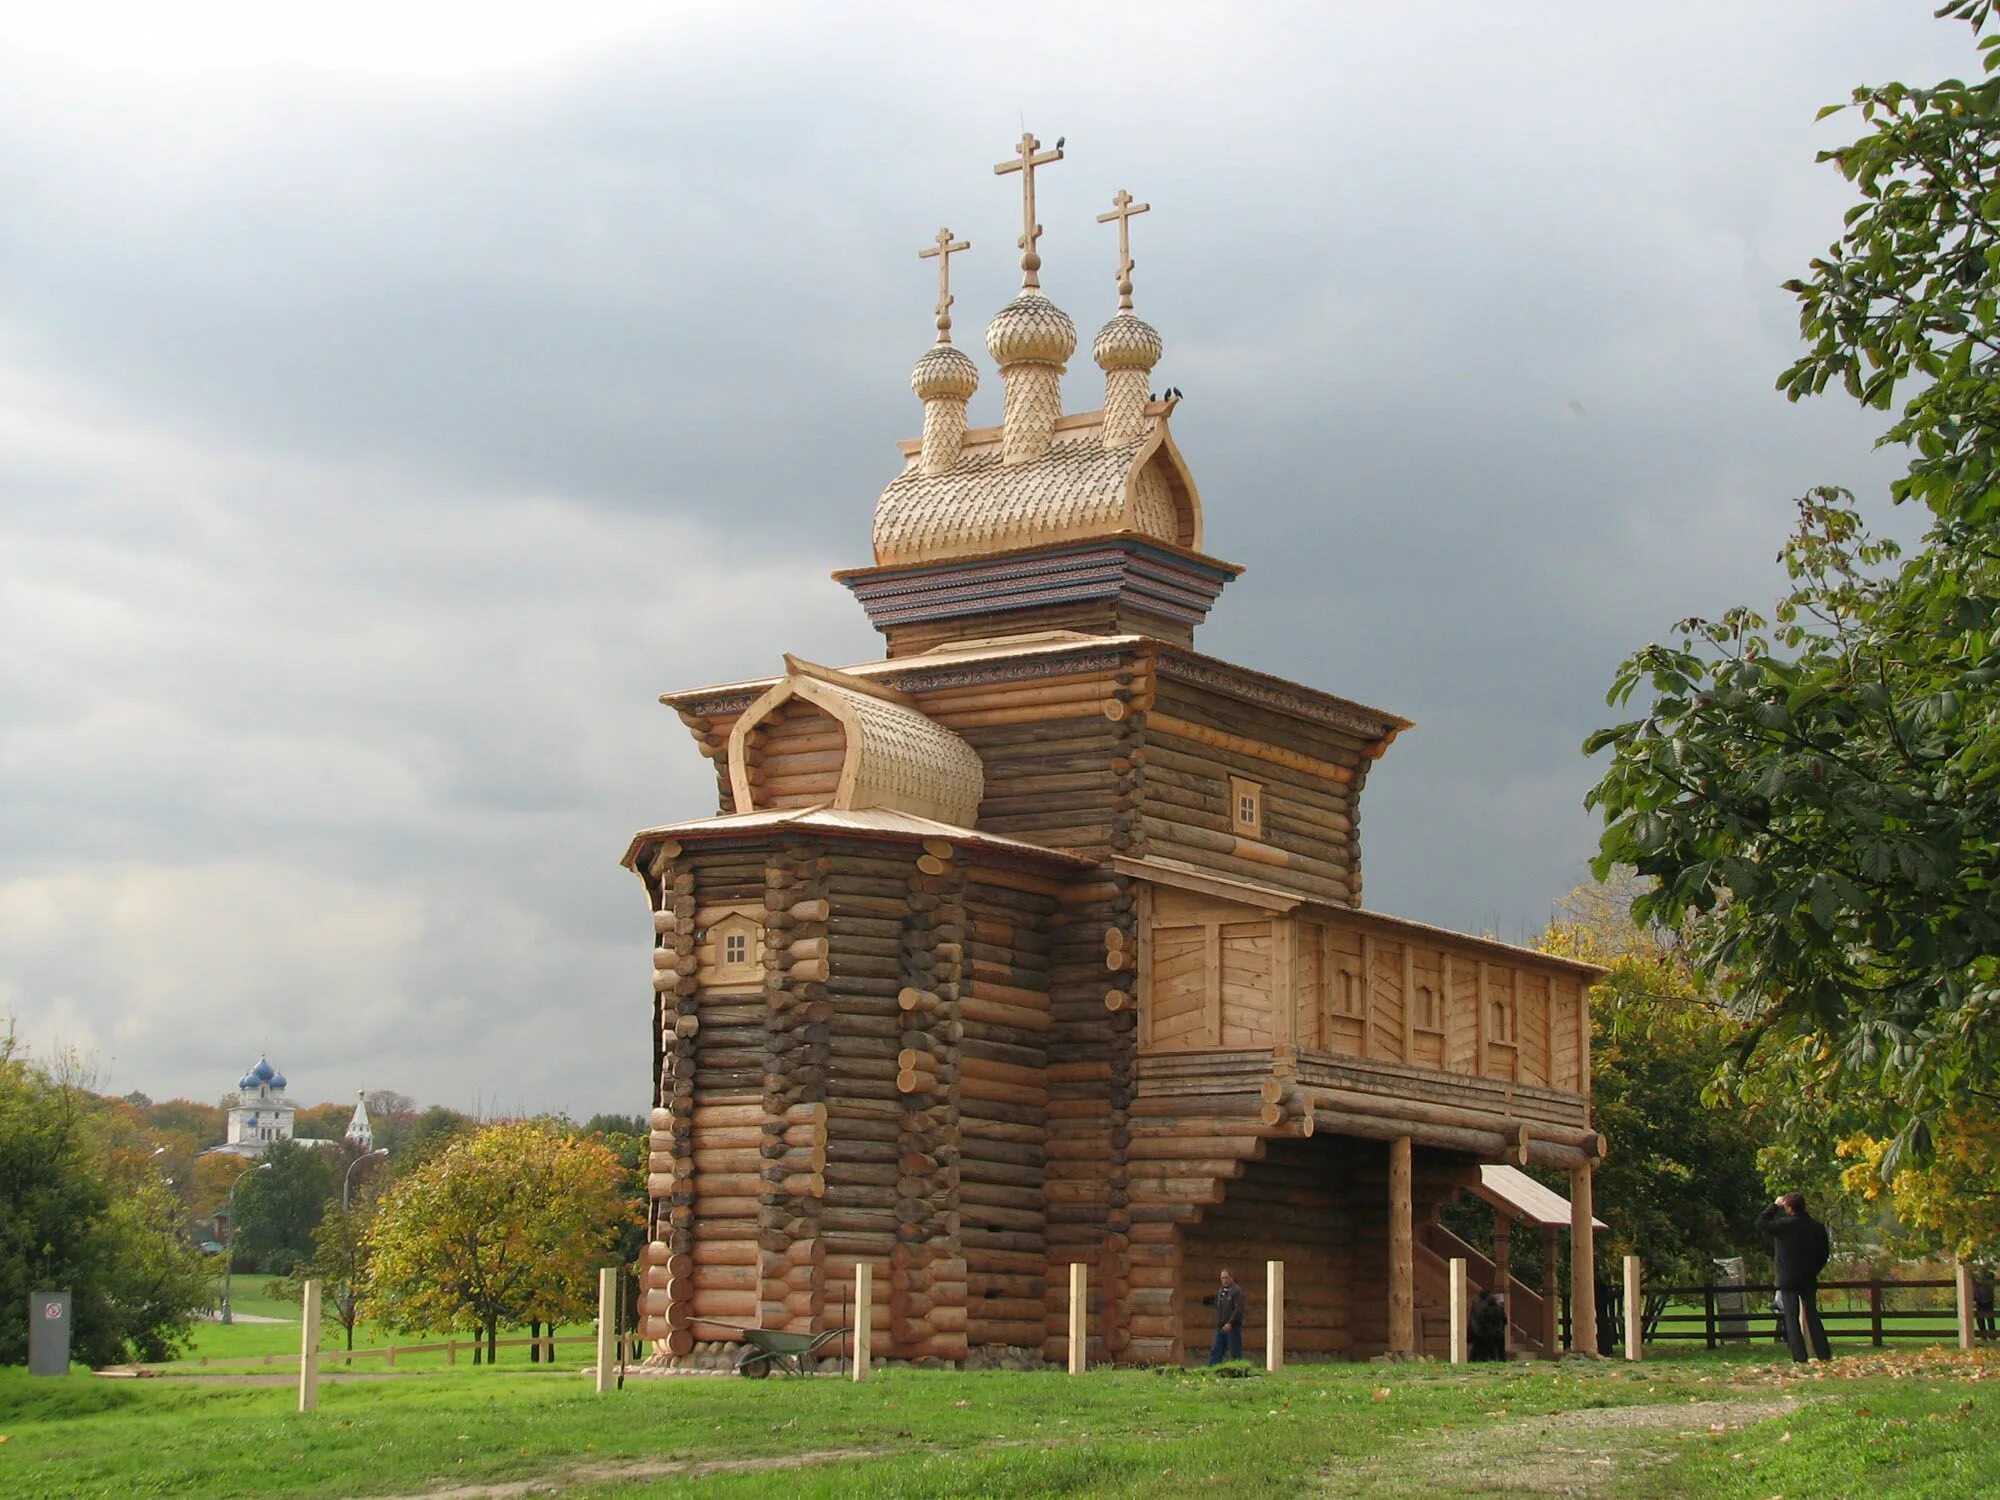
725, 932, 747, 964
1229, 776, 1264, 838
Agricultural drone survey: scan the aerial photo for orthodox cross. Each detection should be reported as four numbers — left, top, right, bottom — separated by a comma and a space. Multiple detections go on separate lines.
994, 131, 1063, 289
1096, 188, 1150, 312
918, 227, 971, 342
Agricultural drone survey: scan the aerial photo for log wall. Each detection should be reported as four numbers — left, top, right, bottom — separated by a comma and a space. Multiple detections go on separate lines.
1176, 1139, 1475, 1361
1136, 670, 1372, 906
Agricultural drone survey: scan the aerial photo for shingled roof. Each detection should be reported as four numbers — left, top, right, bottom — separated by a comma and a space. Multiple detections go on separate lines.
871, 411, 1201, 566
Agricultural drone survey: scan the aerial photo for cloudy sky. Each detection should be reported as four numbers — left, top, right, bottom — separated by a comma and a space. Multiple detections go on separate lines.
0, 2, 1967, 1118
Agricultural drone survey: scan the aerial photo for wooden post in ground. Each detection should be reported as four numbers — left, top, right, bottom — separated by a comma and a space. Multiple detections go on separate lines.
1569, 1162, 1598, 1354
1448, 1258, 1468, 1365
446, 1339, 457, 1366
1624, 1256, 1643, 1361
298, 1279, 321, 1414
1266, 1260, 1285, 1372
853, 1263, 873, 1382
1541, 1226, 1560, 1353
1958, 1261, 1976, 1351
595, 1266, 618, 1394
1492, 1215, 1513, 1355
1068, 1261, 1088, 1375
1389, 1136, 1414, 1354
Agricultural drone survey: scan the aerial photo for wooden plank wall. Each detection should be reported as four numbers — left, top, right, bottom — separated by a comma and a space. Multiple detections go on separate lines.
1140, 890, 1593, 1097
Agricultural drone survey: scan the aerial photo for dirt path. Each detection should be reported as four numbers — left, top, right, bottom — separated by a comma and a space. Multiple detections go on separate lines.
1328, 1395, 1802, 1498
371, 1446, 890, 1499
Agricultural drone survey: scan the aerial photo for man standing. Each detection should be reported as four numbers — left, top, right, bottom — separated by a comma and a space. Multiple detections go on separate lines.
1756, 1191, 1832, 1362
1208, 1268, 1246, 1365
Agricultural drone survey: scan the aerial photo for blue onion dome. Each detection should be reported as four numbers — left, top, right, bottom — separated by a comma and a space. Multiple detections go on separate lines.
242, 1055, 283, 1090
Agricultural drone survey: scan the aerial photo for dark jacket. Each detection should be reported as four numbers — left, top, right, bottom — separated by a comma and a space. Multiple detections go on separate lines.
1213, 1282, 1245, 1330
1756, 1203, 1831, 1292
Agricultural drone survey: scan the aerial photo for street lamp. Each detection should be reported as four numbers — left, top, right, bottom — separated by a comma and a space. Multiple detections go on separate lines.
220, 1161, 272, 1325
343, 1148, 388, 1211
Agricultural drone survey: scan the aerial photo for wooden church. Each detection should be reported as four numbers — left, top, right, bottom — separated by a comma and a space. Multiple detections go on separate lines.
626, 135, 1606, 1367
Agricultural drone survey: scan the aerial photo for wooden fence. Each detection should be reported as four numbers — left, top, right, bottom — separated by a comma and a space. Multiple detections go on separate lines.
1644, 1277, 1981, 1348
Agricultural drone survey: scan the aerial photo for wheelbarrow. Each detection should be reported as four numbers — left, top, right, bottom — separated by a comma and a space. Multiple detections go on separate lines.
732, 1325, 853, 1378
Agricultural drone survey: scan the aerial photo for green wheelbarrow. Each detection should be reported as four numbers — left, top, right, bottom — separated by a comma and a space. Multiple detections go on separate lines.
732, 1325, 852, 1378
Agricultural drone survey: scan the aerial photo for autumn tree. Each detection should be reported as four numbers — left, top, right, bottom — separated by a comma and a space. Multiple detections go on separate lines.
0, 1036, 209, 1364
366, 1121, 631, 1361
1538, 881, 1769, 1299
1587, 3, 2000, 1165
288, 1198, 376, 1350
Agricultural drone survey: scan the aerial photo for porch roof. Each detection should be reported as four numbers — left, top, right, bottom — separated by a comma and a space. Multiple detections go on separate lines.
1475, 1164, 1607, 1230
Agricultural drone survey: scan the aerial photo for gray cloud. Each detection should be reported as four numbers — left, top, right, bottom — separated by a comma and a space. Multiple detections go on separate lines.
0, 2, 1967, 1112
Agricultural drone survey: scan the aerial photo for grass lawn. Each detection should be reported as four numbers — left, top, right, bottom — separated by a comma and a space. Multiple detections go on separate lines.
1, 1346, 1995, 1499
164, 1288, 586, 1372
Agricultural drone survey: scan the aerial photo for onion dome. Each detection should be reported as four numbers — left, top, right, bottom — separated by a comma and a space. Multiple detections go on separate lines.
240, 1055, 285, 1090
911, 342, 979, 401
985, 293, 1076, 368
1093, 312, 1162, 372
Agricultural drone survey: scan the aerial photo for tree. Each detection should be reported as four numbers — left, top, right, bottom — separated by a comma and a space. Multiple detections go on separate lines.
0, 1036, 210, 1365
366, 1121, 631, 1361
1838, 1100, 2000, 1260
1586, 5, 2000, 1166
230, 1139, 339, 1273
1537, 882, 1771, 1308
289, 1198, 376, 1350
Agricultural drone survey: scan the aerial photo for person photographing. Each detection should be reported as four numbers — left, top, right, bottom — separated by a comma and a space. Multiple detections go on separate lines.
1756, 1191, 1832, 1362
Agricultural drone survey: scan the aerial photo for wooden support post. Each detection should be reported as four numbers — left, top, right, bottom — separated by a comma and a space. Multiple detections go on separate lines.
1389, 1136, 1414, 1355
595, 1266, 617, 1394
1068, 1261, 1088, 1375
1492, 1214, 1513, 1355
1569, 1162, 1597, 1355
1448, 1258, 1468, 1365
1541, 1227, 1560, 1354
1266, 1260, 1285, 1373
446, 1339, 457, 1366
384, 1345, 395, 1369
1624, 1255, 1642, 1362
853, 1263, 873, 1382
298, 1279, 321, 1414
1958, 1260, 1976, 1351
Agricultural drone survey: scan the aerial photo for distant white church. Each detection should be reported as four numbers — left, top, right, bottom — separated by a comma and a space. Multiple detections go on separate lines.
204, 1055, 374, 1158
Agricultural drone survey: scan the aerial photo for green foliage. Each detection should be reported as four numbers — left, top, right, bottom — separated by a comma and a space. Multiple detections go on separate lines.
1587, 8, 2000, 1163
229, 1138, 340, 1272
287, 1197, 376, 1349
0, 1037, 210, 1366
366, 1120, 633, 1357
1540, 883, 1770, 1288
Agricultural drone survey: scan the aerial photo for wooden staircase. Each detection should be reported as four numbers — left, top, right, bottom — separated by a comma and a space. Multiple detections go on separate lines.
1415, 1223, 1552, 1357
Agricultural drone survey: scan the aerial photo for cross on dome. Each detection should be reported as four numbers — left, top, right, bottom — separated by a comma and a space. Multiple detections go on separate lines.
1097, 188, 1150, 312
918, 227, 970, 342
993, 131, 1063, 289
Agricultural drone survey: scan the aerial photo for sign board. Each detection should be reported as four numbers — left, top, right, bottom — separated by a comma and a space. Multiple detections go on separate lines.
29, 1290, 72, 1376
